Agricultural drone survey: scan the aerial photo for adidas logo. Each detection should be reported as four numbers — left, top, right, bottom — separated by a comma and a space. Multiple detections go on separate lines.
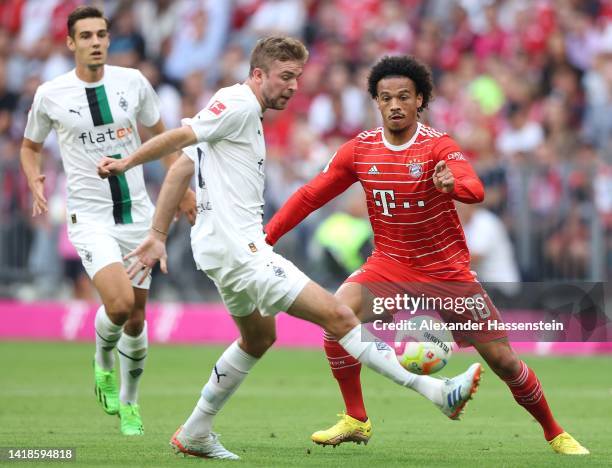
368, 165, 380, 175
447, 385, 462, 407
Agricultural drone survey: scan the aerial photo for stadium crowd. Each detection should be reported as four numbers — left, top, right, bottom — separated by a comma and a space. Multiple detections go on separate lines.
0, 0, 610, 301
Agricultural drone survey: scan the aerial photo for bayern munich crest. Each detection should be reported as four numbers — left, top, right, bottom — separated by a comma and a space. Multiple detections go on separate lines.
407, 161, 423, 179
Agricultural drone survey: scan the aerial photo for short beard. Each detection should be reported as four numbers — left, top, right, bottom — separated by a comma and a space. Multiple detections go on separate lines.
262, 94, 286, 111
387, 123, 409, 135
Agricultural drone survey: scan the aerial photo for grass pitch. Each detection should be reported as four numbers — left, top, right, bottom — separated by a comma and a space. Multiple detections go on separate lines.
0, 341, 610, 467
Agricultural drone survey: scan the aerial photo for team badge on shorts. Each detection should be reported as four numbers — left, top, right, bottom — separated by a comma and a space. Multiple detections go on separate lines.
271, 264, 287, 278
407, 161, 423, 179
79, 248, 92, 264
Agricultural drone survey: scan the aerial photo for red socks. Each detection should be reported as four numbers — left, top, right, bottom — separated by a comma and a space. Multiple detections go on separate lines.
323, 335, 561, 439
323, 332, 367, 422
503, 360, 563, 441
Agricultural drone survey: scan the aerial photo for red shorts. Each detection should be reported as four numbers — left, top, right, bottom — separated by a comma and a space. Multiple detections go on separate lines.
345, 253, 508, 347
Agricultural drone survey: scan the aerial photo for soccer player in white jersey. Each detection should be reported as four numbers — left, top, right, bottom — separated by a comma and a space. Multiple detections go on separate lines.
20, 6, 195, 436
98, 37, 481, 459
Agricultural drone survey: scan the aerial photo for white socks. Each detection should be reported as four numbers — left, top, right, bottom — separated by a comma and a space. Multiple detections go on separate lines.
180, 326, 444, 438
94, 306, 123, 370
117, 322, 148, 405
183, 341, 259, 438
339, 324, 444, 406
94, 305, 148, 405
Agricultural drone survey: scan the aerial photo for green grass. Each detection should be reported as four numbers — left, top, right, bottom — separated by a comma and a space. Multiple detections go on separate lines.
0, 342, 610, 467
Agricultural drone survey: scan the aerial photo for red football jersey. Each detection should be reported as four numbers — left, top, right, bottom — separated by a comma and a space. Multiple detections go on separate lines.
265, 124, 484, 278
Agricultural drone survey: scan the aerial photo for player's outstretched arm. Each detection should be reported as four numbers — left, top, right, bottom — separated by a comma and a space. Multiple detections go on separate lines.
265, 142, 357, 245
124, 153, 195, 285
146, 119, 197, 225
97, 125, 197, 179
20, 138, 48, 216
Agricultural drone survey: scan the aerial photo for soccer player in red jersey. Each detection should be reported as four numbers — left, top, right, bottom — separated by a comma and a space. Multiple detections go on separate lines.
265, 56, 588, 455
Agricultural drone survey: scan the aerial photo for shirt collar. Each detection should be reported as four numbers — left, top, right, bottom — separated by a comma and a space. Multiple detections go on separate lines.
381, 122, 421, 151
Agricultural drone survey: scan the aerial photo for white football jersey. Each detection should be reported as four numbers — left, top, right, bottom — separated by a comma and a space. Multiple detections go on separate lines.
24, 65, 160, 225
183, 83, 269, 269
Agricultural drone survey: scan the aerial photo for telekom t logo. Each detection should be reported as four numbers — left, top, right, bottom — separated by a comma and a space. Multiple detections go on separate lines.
373, 189, 396, 217
372, 189, 425, 217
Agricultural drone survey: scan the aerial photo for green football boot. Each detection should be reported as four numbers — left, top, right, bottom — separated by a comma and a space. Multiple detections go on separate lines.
119, 403, 144, 436
93, 360, 119, 415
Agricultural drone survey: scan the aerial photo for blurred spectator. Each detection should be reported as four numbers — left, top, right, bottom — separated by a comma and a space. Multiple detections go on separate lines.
216, 42, 250, 87
0, 0, 25, 37
541, 94, 577, 159
134, 0, 181, 60
473, 3, 511, 61
245, 0, 306, 39
496, 103, 545, 158
469, 58, 505, 115
563, 7, 602, 71
528, 142, 564, 218
594, 162, 612, 227
307, 62, 367, 138
0, 60, 17, 116
464, 127, 508, 215
107, 3, 146, 67
582, 50, 612, 153
16, 0, 61, 51
365, 0, 414, 55
40, 43, 72, 83
545, 204, 591, 279
163, 1, 231, 84
180, 70, 212, 117
456, 202, 520, 296
139, 59, 182, 129
0, 137, 32, 281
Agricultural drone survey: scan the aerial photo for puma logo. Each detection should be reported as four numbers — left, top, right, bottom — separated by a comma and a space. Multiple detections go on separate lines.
213, 365, 227, 383
69, 108, 81, 117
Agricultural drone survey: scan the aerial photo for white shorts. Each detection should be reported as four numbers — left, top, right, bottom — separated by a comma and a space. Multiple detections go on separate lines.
204, 250, 310, 317
67, 220, 152, 289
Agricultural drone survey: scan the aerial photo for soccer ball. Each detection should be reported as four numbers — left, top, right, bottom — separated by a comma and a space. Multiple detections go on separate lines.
394, 316, 454, 375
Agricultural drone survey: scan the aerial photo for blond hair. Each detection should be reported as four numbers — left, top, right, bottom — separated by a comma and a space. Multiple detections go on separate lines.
249, 36, 309, 76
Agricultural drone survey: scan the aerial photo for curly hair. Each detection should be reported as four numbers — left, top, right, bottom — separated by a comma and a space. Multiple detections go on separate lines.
367, 56, 433, 114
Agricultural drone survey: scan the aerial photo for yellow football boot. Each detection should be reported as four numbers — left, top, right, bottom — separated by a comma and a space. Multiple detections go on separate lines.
549, 432, 589, 455
311, 413, 372, 446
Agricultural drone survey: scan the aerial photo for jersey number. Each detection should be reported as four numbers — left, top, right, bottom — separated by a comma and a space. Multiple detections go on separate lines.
466, 293, 492, 321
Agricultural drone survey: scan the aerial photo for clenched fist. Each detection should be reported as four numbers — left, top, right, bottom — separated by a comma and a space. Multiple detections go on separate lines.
97, 156, 128, 179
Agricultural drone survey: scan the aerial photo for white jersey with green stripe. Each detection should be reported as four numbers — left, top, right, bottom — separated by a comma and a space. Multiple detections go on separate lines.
24, 65, 160, 225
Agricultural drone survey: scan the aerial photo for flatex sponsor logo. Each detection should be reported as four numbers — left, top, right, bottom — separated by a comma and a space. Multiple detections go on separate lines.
77, 126, 134, 145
